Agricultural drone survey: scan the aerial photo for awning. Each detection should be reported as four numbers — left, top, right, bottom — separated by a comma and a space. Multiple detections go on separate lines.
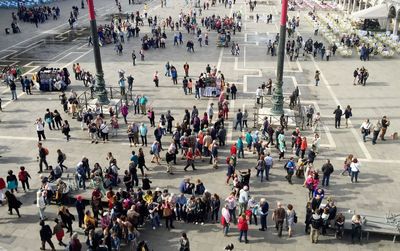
351, 4, 389, 19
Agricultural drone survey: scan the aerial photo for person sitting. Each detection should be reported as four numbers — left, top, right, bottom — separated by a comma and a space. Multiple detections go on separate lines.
48, 165, 62, 182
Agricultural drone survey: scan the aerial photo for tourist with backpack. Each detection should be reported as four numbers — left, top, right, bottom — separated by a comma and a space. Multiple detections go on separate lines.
18, 166, 31, 192
284, 157, 296, 184
310, 209, 323, 243
38, 142, 49, 173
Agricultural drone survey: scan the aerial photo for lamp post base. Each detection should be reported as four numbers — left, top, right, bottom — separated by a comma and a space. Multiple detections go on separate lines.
95, 72, 109, 105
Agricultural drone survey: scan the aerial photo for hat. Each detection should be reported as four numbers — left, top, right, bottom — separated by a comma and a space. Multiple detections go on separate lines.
76, 195, 83, 201
155, 187, 161, 192
243, 186, 249, 191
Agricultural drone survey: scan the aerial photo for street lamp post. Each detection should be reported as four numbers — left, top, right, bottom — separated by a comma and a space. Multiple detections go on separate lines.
87, 0, 109, 104
271, 0, 288, 115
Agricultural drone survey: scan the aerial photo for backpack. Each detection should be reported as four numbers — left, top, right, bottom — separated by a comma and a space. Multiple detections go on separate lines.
62, 153, 67, 160
18, 171, 27, 181
311, 216, 322, 229
43, 148, 49, 155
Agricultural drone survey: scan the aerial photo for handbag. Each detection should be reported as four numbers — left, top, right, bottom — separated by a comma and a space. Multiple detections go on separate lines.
293, 212, 298, 223
163, 207, 172, 217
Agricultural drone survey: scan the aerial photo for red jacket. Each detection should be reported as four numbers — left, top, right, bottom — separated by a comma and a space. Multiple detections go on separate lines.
230, 145, 237, 155
0, 178, 5, 189
300, 139, 308, 150
237, 217, 249, 231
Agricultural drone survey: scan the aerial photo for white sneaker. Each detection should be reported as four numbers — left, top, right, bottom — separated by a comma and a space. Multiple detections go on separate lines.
153, 227, 156, 230
201, 222, 204, 225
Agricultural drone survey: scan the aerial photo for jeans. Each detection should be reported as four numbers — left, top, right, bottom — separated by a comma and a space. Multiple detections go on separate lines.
265, 165, 271, 180
237, 147, 244, 158
78, 175, 86, 189
141, 135, 147, 146
151, 214, 161, 228
351, 171, 359, 182
39, 207, 45, 220
222, 223, 230, 235
260, 214, 267, 230
234, 120, 242, 131
362, 131, 369, 142
239, 230, 248, 242
229, 208, 237, 224
195, 89, 200, 99
256, 169, 264, 181
351, 225, 362, 242
322, 174, 330, 186
11, 90, 17, 100
37, 130, 46, 141
335, 118, 341, 128
183, 87, 187, 95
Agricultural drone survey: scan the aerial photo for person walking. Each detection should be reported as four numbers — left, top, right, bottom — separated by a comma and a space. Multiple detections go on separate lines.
18, 166, 31, 192
344, 105, 352, 128
321, 159, 334, 187
259, 198, 269, 231
5, 190, 21, 217
234, 109, 243, 131
62, 120, 71, 141
38, 142, 49, 173
310, 209, 323, 244
55, 150, 67, 171
237, 214, 249, 243
333, 105, 343, 129
6, 170, 18, 193
285, 157, 296, 184
360, 119, 371, 142
58, 206, 75, 237
286, 204, 296, 237
184, 148, 196, 171
39, 220, 56, 251
350, 158, 361, 183
272, 202, 286, 237
53, 218, 67, 247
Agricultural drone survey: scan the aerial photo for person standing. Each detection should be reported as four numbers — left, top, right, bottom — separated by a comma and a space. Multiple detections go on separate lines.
131, 50, 136, 66
351, 214, 362, 244
35, 118, 46, 141
39, 220, 56, 251
350, 158, 361, 183
272, 202, 286, 237
230, 83, 237, 100
75, 195, 85, 228
314, 70, 320, 86
321, 159, 334, 187
183, 62, 190, 77
221, 205, 231, 236
9, 80, 17, 100
237, 214, 249, 243
333, 105, 343, 129
380, 116, 390, 141
259, 198, 269, 231
310, 209, 323, 243
38, 142, 49, 173
179, 232, 190, 251
58, 206, 74, 237
372, 120, 382, 145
